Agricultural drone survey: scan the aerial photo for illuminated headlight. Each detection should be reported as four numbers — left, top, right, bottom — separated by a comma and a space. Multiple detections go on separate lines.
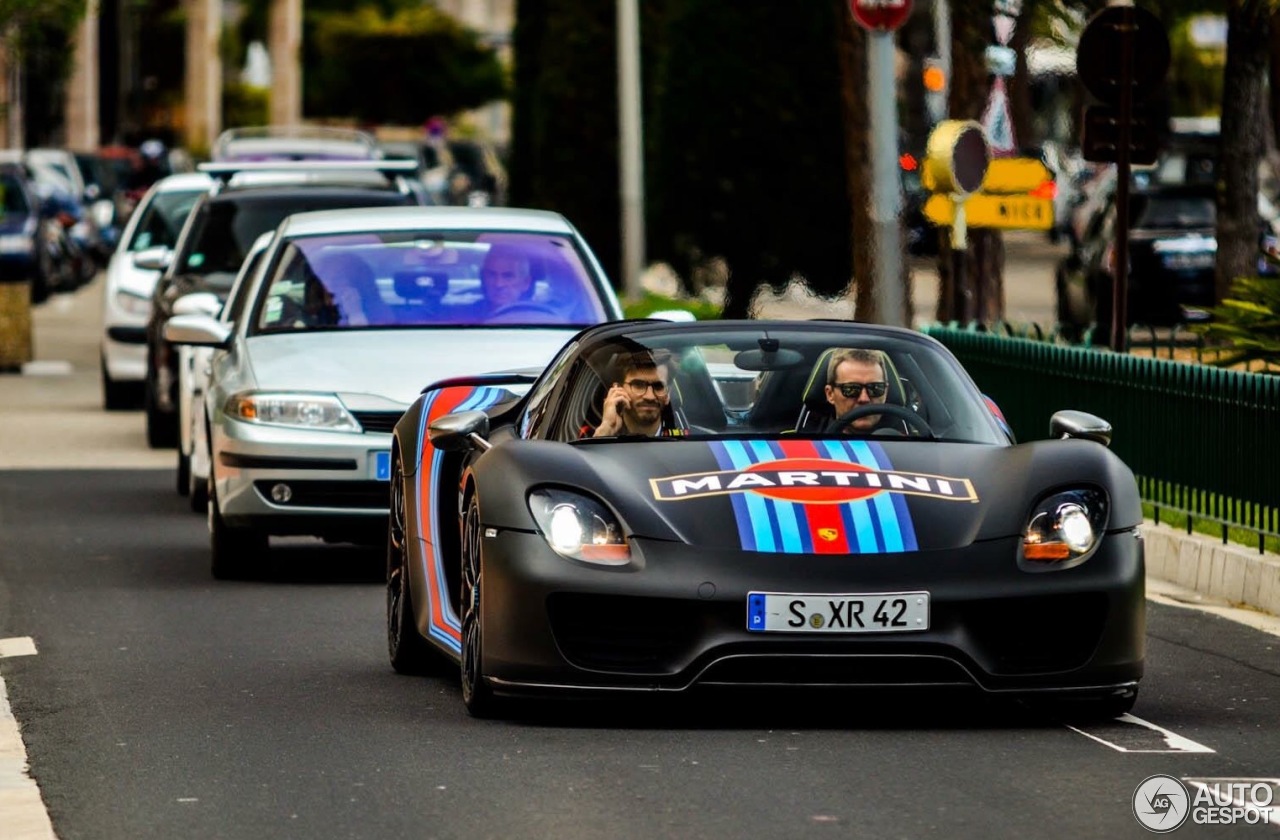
223, 392, 360, 432
1021, 489, 1109, 569
114, 289, 152, 316
0, 234, 33, 254
528, 488, 630, 565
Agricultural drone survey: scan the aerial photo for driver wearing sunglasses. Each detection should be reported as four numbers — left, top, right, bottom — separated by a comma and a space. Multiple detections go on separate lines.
824, 348, 891, 434
585, 351, 685, 438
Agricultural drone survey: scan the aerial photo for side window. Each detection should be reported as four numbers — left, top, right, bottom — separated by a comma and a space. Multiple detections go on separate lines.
519, 342, 578, 439
255, 243, 313, 331
224, 248, 268, 325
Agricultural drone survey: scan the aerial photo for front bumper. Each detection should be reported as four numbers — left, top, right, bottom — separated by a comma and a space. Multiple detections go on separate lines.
476, 528, 1146, 698
212, 417, 393, 539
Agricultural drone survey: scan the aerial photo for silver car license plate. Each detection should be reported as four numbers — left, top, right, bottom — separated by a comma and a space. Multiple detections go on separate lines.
747, 591, 930, 633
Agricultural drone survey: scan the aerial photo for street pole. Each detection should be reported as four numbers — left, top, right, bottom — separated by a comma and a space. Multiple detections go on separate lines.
617, 0, 646, 301
868, 30, 905, 326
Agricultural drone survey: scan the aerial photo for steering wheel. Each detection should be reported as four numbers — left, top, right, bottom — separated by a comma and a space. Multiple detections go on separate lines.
832, 403, 934, 439
485, 301, 562, 323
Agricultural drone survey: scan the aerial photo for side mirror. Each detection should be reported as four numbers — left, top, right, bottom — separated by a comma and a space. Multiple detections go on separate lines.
133, 246, 172, 272
428, 410, 491, 452
164, 313, 231, 348
172, 291, 222, 318
1049, 410, 1112, 447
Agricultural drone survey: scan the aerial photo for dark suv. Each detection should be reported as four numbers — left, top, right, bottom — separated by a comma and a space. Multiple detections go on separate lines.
144, 166, 426, 447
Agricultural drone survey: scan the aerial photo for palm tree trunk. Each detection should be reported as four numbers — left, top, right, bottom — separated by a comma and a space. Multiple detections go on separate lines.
1215, 0, 1271, 303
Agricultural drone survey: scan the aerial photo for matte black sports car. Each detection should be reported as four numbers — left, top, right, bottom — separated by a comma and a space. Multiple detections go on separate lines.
386, 320, 1145, 718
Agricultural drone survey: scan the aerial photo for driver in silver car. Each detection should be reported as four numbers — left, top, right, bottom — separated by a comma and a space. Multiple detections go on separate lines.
477, 244, 534, 315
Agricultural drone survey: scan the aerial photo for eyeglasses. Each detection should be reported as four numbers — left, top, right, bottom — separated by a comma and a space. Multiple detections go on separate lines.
624, 378, 667, 397
832, 381, 888, 399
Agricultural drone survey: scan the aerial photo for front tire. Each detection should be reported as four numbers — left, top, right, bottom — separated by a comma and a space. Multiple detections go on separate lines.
387, 453, 439, 674
209, 477, 266, 579
460, 492, 502, 717
176, 449, 190, 496
145, 376, 178, 448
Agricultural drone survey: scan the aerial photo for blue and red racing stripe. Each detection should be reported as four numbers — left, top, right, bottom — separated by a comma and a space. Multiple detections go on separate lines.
706, 439, 919, 555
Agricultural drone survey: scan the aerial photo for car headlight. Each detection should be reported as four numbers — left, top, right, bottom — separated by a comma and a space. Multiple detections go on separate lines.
528, 488, 630, 565
0, 234, 33, 254
1020, 488, 1109, 569
113, 288, 152, 316
224, 392, 360, 432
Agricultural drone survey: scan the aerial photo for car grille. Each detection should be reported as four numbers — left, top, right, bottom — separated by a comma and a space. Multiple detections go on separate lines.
253, 480, 390, 510
964, 593, 1108, 674
696, 654, 973, 687
350, 411, 403, 434
548, 594, 714, 673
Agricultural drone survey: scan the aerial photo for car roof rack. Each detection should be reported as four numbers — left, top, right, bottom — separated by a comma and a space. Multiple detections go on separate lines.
196, 159, 421, 196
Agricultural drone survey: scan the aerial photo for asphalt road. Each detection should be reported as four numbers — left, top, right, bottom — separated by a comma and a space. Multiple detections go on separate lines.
2, 470, 1280, 840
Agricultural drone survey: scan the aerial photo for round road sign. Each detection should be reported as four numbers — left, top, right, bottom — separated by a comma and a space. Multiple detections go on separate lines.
850, 0, 912, 32
1076, 5, 1170, 105
924, 120, 990, 196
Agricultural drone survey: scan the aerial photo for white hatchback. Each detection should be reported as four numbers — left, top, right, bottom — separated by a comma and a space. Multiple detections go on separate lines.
100, 172, 212, 409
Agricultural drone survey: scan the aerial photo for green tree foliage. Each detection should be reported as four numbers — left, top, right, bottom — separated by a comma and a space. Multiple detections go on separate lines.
1194, 274, 1280, 369
306, 6, 505, 123
0, 0, 85, 145
648, 0, 854, 318
509, 0, 670, 291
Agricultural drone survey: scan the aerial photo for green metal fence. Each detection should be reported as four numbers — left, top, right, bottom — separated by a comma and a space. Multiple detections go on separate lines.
922, 324, 1280, 550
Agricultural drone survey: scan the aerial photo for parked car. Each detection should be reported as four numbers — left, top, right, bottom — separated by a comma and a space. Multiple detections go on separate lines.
385, 318, 1144, 719
100, 172, 213, 409
1055, 182, 1231, 339
164, 206, 623, 578
0, 163, 57, 298
211, 126, 380, 163
143, 159, 425, 447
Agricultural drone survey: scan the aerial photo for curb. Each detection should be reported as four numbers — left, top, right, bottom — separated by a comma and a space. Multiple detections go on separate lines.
1143, 521, 1280, 618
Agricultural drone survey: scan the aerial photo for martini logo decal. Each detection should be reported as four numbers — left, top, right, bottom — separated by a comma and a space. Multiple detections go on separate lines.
650, 457, 976, 504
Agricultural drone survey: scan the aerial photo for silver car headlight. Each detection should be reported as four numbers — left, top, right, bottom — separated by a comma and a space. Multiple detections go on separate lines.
528, 488, 630, 565
224, 392, 360, 432
1020, 488, 1109, 570
113, 288, 152, 316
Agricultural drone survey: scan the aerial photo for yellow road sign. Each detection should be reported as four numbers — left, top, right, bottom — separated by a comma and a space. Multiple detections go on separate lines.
923, 193, 1055, 231
982, 157, 1054, 194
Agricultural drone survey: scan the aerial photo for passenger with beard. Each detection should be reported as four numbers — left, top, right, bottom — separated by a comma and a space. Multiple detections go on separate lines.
583, 351, 686, 438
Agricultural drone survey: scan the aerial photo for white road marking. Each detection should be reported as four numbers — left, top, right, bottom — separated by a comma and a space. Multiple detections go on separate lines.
18, 361, 72, 377
0, 674, 58, 839
1067, 713, 1215, 753
0, 637, 38, 658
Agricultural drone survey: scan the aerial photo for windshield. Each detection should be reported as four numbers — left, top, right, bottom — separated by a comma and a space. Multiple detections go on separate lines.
548, 326, 1008, 445
1, 175, 29, 214
175, 191, 411, 277
128, 188, 207, 252
1131, 193, 1215, 229
252, 230, 610, 333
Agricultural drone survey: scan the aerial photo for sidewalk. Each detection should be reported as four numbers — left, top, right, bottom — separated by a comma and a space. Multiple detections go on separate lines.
0, 275, 170, 469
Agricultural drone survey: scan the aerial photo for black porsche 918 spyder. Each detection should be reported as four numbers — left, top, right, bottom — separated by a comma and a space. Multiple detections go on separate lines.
386, 320, 1145, 718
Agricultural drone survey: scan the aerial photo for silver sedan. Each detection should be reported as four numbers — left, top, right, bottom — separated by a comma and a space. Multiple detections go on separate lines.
165, 205, 623, 578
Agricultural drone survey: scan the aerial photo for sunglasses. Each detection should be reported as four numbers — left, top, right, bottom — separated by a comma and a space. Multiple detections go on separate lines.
832, 381, 888, 399
624, 378, 668, 397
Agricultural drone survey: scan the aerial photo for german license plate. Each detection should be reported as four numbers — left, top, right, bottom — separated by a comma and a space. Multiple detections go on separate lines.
747, 591, 929, 633
372, 451, 391, 481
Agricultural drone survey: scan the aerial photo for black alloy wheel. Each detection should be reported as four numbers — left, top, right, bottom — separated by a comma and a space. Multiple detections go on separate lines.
460, 493, 500, 717
387, 454, 437, 673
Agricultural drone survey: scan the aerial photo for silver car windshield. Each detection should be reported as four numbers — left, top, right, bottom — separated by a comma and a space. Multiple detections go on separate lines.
252, 230, 610, 332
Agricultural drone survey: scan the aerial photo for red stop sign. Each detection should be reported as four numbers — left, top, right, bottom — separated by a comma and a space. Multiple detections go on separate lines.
850, 0, 912, 32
